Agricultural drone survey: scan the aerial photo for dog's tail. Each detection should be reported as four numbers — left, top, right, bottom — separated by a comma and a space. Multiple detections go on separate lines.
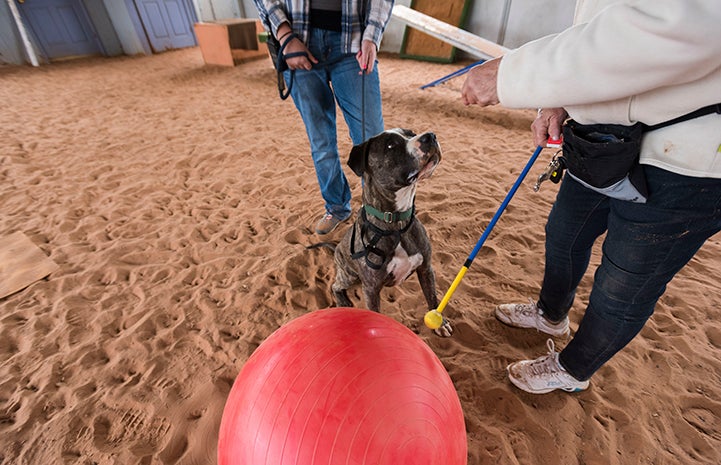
306, 242, 337, 253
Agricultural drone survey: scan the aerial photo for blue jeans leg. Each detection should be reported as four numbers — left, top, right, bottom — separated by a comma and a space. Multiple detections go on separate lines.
538, 175, 610, 321
555, 166, 721, 381
285, 29, 384, 220
330, 57, 384, 144
286, 32, 347, 220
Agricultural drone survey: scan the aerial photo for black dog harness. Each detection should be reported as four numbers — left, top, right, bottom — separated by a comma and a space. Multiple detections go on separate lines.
350, 204, 415, 270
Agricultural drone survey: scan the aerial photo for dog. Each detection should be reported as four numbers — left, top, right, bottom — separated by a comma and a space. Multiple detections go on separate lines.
332, 128, 453, 337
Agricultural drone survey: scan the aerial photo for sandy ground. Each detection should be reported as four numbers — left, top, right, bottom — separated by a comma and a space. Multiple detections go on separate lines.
1, 48, 720, 465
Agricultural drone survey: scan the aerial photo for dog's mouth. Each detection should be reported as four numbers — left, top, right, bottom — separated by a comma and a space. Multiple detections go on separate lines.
408, 132, 441, 183
405, 156, 438, 184
406, 171, 419, 184
416, 151, 440, 182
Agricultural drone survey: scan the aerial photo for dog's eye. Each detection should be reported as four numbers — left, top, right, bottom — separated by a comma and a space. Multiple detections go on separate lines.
387, 141, 398, 150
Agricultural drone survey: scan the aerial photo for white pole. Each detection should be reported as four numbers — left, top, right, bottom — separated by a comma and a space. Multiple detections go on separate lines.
392, 4, 509, 60
497, 0, 512, 45
6, 0, 40, 66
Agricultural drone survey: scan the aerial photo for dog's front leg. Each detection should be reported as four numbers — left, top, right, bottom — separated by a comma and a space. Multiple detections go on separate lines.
417, 264, 453, 337
332, 264, 357, 308
332, 285, 353, 308
416, 264, 438, 310
362, 281, 384, 312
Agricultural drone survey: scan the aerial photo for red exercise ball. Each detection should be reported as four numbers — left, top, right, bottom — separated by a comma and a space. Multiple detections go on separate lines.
217, 307, 467, 465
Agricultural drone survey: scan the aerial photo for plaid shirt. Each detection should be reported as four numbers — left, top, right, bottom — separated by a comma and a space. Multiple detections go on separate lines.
253, 0, 394, 53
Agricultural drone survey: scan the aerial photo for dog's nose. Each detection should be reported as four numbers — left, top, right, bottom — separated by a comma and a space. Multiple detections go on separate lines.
419, 133, 437, 145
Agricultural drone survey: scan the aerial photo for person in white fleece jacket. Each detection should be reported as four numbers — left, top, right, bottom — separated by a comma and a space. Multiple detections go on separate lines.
461, 0, 721, 394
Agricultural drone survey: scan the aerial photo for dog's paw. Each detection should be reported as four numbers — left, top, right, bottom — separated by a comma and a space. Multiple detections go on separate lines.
432, 318, 454, 338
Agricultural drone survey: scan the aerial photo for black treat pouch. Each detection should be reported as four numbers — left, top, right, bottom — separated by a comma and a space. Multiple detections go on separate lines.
562, 120, 648, 203
265, 33, 290, 73
265, 33, 282, 70
260, 32, 291, 99
267, 33, 307, 100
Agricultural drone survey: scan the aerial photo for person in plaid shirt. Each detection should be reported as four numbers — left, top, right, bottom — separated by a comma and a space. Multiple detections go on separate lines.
254, 0, 394, 235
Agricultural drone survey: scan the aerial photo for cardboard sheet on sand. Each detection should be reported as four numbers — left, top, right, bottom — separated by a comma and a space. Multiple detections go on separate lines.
0, 231, 58, 299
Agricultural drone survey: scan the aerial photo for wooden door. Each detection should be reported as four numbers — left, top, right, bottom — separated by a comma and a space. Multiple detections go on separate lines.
133, 0, 197, 52
17, 0, 103, 60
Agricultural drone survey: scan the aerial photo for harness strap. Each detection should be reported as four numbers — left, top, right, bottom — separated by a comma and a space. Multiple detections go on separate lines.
350, 208, 415, 270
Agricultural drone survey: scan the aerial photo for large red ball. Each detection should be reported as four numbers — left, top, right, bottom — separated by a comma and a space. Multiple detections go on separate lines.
218, 307, 467, 465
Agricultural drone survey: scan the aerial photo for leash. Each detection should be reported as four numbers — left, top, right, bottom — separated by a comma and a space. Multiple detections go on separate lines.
361, 65, 366, 142
424, 145, 544, 330
350, 59, 416, 270
276, 33, 308, 100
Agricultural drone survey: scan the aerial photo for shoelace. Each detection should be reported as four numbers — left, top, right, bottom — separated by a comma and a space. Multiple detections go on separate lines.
514, 298, 538, 316
513, 299, 564, 331
525, 339, 561, 377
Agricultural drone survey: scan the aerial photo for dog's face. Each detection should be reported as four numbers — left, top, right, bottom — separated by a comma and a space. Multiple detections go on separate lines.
348, 128, 442, 191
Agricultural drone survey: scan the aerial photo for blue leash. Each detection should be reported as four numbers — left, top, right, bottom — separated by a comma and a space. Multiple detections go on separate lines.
420, 60, 486, 90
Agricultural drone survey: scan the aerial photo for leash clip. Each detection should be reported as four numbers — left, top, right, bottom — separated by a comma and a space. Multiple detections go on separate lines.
382, 211, 394, 223
533, 150, 565, 192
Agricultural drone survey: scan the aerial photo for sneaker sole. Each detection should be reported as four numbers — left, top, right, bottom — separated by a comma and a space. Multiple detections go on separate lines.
494, 307, 570, 338
507, 365, 589, 394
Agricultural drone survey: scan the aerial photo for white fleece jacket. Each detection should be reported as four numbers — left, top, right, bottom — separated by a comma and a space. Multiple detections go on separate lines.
497, 0, 721, 178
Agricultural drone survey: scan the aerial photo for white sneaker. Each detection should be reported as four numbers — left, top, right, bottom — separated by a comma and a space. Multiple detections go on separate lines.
507, 339, 590, 394
495, 298, 570, 338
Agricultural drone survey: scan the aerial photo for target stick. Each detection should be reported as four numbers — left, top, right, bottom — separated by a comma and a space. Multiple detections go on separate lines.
424, 145, 545, 329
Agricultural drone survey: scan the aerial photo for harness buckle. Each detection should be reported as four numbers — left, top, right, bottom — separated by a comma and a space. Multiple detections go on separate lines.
383, 211, 394, 223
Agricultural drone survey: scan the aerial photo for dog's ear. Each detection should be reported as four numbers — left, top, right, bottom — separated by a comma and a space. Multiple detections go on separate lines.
348, 140, 370, 177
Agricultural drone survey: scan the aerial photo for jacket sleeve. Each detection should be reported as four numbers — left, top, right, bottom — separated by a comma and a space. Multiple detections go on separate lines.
497, 0, 721, 111
253, 0, 290, 36
362, 0, 394, 47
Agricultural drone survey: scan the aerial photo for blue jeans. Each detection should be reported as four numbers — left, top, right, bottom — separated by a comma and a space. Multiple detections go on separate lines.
285, 29, 384, 221
538, 165, 721, 380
